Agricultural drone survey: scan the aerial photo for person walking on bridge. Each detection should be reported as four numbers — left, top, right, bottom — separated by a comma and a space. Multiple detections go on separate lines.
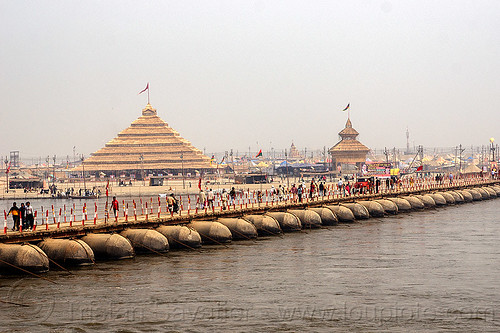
19, 203, 26, 230
25, 202, 34, 230
199, 189, 206, 209
7, 202, 20, 231
111, 196, 119, 219
207, 189, 214, 209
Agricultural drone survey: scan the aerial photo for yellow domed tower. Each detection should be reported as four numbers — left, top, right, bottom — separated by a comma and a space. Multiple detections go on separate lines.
328, 117, 370, 172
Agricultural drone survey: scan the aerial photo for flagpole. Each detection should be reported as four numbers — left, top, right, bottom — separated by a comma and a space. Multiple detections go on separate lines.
148, 84, 150, 104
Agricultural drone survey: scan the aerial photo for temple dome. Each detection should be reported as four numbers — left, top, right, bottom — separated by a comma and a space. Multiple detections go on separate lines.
338, 118, 359, 137
329, 116, 370, 168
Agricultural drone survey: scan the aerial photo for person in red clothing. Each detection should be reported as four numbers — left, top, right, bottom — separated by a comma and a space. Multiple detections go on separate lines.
111, 196, 119, 218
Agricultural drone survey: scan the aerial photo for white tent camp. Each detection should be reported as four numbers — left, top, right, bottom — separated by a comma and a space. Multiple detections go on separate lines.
463, 163, 482, 174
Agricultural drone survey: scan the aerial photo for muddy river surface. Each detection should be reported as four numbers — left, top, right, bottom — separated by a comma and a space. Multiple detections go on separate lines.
1, 199, 499, 332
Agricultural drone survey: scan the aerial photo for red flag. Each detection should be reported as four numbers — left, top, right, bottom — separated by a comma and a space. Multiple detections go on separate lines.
198, 178, 202, 191
5, 162, 10, 174
255, 150, 263, 158
139, 83, 149, 95
106, 180, 109, 197
416, 165, 423, 172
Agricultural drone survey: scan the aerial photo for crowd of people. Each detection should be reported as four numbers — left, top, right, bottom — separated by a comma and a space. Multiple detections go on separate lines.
34, 185, 101, 198
193, 172, 490, 208
4, 172, 495, 229
196, 178, 330, 209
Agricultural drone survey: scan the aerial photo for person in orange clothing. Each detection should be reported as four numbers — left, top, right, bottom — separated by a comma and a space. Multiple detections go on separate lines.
7, 202, 20, 231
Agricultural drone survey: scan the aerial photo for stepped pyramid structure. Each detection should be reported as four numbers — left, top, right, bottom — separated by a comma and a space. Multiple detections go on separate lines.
75, 104, 213, 175
329, 117, 370, 171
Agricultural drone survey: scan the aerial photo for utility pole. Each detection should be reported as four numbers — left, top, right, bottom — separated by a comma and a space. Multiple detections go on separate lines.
230, 149, 235, 181
481, 145, 485, 171
490, 138, 496, 163
384, 147, 389, 164
454, 146, 458, 172
4, 158, 9, 193
406, 127, 410, 154
139, 154, 145, 186
52, 155, 56, 185
181, 153, 185, 189
458, 144, 465, 173
81, 154, 86, 192
271, 147, 275, 178
490, 138, 496, 175
285, 150, 289, 188
46, 156, 50, 184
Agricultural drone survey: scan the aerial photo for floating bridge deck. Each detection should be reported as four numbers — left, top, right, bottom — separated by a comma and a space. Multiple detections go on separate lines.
1, 178, 498, 244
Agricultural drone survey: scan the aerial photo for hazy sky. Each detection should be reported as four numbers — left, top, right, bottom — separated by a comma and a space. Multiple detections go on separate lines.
1, 0, 500, 161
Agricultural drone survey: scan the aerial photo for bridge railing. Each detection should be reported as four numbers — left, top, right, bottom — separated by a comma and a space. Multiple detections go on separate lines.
3, 176, 497, 234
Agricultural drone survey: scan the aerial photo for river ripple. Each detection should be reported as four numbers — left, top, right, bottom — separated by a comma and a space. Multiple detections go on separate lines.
1, 199, 500, 332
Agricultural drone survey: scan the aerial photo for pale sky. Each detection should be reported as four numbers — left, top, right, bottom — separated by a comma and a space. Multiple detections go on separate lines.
1, 0, 500, 161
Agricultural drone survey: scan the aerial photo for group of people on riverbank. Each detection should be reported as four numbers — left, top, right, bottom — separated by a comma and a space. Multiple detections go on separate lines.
7, 202, 34, 231
35, 185, 101, 198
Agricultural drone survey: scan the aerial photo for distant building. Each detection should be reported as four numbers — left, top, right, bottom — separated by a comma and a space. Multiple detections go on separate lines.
289, 142, 301, 159
10, 151, 20, 168
329, 117, 370, 172
73, 104, 214, 177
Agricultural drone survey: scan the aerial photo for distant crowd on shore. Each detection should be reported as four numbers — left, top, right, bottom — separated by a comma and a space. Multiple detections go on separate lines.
46, 185, 100, 198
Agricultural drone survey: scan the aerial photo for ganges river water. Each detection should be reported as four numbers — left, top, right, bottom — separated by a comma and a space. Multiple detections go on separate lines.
1, 198, 500, 332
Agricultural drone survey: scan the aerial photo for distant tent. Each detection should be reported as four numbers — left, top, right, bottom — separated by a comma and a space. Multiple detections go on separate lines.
463, 164, 482, 174
434, 157, 446, 164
